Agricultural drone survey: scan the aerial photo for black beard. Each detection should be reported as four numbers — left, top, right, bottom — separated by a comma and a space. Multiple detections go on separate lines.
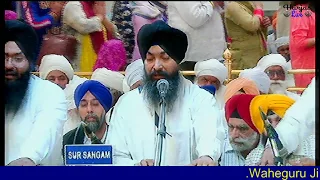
5, 68, 31, 115
142, 69, 181, 112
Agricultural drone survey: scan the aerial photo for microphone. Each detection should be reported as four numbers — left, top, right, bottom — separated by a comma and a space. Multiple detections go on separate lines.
81, 122, 102, 144
157, 79, 169, 99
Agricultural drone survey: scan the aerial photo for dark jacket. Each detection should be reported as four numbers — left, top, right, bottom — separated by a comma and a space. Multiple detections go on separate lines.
62, 125, 85, 160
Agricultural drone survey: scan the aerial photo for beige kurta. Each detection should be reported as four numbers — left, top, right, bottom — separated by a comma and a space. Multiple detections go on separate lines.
224, 2, 267, 70
276, 1, 290, 38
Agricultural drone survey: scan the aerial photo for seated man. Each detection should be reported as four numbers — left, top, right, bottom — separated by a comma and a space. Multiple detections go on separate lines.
38, 54, 88, 134
239, 68, 271, 95
194, 59, 228, 110
125, 58, 144, 90
107, 20, 224, 166
63, 80, 113, 155
220, 94, 262, 166
5, 20, 67, 166
220, 94, 295, 166
257, 54, 299, 100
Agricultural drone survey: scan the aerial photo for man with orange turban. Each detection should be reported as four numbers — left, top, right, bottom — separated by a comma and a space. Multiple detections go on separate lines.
220, 94, 296, 166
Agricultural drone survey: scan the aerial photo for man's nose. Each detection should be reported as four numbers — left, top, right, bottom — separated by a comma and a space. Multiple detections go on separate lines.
153, 59, 163, 71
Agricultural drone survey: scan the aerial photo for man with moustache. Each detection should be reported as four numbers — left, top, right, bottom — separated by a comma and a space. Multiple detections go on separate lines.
107, 20, 224, 166
62, 80, 113, 157
219, 94, 262, 166
256, 54, 300, 100
5, 20, 67, 166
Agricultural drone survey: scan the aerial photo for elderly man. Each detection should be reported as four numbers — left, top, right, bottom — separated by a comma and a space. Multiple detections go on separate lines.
39, 54, 74, 89
5, 20, 67, 166
107, 20, 224, 166
274, 36, 295, 88
167, 1, 226, 70
260, 77, 316, 166
194, 59, 228, 109
257, 54, 300, 100
125, 59, 144, 90
62, 80, 113, 158
38, 54, 87, 134
239, 68, 271, 95
220, 94, 295, 166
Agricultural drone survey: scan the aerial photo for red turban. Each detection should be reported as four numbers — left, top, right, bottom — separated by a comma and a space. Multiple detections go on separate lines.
225, 94, 258, 133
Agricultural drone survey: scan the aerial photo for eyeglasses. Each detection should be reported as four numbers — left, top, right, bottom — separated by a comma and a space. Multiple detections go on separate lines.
265, 70, 285, 78
5, 56, 27, 68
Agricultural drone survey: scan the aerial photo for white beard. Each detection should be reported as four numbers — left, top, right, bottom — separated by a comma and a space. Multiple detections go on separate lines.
269, 80, 287, 95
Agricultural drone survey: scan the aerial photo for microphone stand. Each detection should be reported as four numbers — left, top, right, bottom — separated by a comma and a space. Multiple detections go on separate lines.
154, 97, 167, 166
259, 107, 288, 166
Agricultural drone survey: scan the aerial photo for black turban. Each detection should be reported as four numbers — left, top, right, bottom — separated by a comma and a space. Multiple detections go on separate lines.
137, 20, 188, 64
5, 20, 39, 64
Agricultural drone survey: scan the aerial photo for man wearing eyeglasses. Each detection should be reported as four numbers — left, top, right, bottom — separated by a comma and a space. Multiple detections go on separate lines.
5, 20, 67, 166
256, 54, 300, 101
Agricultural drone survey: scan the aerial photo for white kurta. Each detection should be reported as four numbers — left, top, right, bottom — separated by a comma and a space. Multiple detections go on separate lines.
107, 78, 225, 166
167, 1, 226, 62
276, 78, 315, 153
5, 75, 67, 165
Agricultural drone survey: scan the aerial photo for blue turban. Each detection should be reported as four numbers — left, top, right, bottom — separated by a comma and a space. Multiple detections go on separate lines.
74, 80, 113, 112
200, 85, 216, 95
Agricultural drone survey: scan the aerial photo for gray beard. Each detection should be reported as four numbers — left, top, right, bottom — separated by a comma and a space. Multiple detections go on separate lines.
142, 69, 181, 112
82, 112, 106, 133
269, 80, 287, 95
229, 132, 259, 152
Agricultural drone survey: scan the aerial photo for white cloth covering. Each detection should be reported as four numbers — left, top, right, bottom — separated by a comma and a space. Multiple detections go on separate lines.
91, 68, 125, 92
239, 68, 271, 94
5, 75, 67, 165
125, 59, 144, 87
106, 76, 225, 165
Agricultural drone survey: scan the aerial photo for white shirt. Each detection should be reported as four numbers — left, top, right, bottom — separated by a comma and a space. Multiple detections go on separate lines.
5, 75, 67, 165
219, 139, 245, 166
107, 77, 225, 166
84, 126, 108, 144
276, 78, 315, 153
167, 1, 227, 62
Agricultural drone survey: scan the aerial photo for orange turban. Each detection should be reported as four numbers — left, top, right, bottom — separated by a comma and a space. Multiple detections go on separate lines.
224, 78, 260, 102
225, 94, 259, 133
249, 94, 296, 134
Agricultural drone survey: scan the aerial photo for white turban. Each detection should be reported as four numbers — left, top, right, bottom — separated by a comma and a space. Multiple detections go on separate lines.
275, 36, 289, 49
239, 68, 271, 94
257, 54, 289, 73
194, 59, 228, 84
125, 59, 144, 87
64, 75, 88, 110
39, 54, 74, 81
91, 68, 125, 92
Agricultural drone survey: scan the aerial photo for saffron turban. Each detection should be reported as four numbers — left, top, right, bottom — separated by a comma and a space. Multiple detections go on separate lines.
225, 94, 259, 133
194, 59, 228, 85
91, 68, 125, 92
125, 59, 144, 87
200, 85, 216, 95
74, 80, 113, 112
137, 20, 188, 63
224, 78, 260, 102
5, 20, 38, 64
249, 94, 295, 134
239, 68, 271, 94
39, 54, 74, 81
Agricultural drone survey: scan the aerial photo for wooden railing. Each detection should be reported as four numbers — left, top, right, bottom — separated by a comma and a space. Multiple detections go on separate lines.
32, 68, 315, 92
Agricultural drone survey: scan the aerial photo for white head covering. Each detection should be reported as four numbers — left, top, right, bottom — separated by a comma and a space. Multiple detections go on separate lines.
39, 54, 74, 80
194, 59, 228, 84
64, 75, 88, 110
122, 79, 131, 93
257, 54, 289, 75
91, 68, 125, 92
239, 68, 271, 94
275, 36, 289, 49
125, 59, 144, 87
